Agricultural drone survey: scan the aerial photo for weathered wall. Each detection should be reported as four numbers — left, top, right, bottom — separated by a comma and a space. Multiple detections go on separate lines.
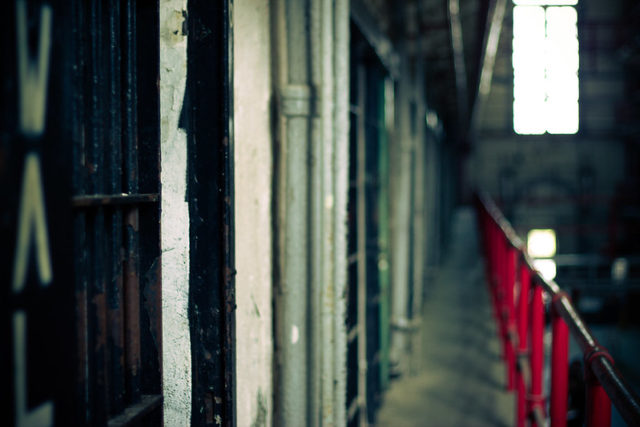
470, 0, 627, 253
159, 1, 192, 424
233, 1, 274, 426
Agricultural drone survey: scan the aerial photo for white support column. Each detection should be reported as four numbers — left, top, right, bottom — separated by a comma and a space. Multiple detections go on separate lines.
234, 0, 274, 426
389, 47, 414, 374
159, 2, 191, 425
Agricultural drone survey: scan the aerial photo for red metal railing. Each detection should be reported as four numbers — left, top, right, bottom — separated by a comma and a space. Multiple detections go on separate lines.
475, 192, 640, 427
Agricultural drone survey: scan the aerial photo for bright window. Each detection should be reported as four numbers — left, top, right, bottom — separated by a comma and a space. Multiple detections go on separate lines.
527, 228, 557, 280
513, 0, 579, 134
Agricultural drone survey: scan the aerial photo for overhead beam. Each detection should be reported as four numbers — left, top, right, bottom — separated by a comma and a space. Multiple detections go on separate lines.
469, 0, 508, 137
447, 0, 469, 133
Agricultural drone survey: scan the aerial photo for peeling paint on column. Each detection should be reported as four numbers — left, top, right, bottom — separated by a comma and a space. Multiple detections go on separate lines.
160, 1, 192, 425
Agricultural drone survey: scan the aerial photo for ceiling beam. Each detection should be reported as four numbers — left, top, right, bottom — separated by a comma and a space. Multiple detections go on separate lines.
469, 0, 508, 138
447, 0, 469, 134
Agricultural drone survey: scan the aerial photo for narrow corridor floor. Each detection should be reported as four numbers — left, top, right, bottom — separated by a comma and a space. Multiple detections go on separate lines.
376, 208, 514, 427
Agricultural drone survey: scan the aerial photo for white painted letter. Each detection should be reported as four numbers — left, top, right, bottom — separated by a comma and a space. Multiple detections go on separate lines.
12, 153, 53, 292
16, 0, 52, 137
14, 311, 54, 427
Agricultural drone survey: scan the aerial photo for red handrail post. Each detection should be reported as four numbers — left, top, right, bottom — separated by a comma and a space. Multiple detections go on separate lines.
505, 245, 517, 391
529, 283, 545, 427
550, 304, 569, 427
489, 222, 499, 322
585, 365, 611, 427
496, 233, 508, 361
516, 261, 530, 427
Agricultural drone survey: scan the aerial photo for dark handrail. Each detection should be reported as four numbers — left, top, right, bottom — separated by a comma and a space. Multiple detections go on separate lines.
476, 191, 640, 427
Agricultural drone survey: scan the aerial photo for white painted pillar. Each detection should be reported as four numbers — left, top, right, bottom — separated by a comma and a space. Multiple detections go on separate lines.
159, 2, 191, 425
234, 0, 274, 426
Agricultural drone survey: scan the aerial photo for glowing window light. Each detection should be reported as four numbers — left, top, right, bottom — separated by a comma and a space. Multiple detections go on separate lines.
533, 258, 557, 281
527, 229, 557, 258
514, 0, 577, 5
513, 2, 579, 134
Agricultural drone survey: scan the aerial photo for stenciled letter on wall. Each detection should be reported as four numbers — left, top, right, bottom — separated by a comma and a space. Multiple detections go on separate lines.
12, 1, 54, 426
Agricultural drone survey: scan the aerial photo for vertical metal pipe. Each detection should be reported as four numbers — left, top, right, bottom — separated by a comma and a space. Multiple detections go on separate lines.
320, 0, 336, 423
551, 310, 569, 427
378, 77, 392, 392
309, 0, 323, 423
274, 0, 311, 424
332, 1, 350, 424
410, 59, 426, 347
389, 48, 412, 374
516, 261, 530, 427
530, 284, 545, 426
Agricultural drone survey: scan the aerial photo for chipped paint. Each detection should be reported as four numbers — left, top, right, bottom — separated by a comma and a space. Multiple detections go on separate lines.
160, 1, 192, 425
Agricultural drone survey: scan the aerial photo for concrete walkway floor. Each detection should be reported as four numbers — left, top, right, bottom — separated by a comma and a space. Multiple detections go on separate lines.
376, 208, 514, 427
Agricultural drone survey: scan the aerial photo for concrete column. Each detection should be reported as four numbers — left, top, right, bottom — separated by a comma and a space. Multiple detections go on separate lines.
234, 1, 274, 426
159, 1, 191, 424
389, 47, 414, 374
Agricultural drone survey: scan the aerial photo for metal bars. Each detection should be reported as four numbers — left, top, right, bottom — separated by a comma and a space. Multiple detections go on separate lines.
476, 191, 640, 427
72, 1, 161, 424
346, 24, 390, 427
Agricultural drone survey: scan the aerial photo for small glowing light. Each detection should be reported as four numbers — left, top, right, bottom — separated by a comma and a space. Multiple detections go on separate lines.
426, 111, 439, 129
527, 229, 557, 258
611, 258, 629, 283
533, 259, 557, 281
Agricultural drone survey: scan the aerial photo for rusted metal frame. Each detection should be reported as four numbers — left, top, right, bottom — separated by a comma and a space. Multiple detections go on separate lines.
104, 0, 126, 417
74, 210, 91, 424
185, 1, 236, 424
135, 0, 163, 415
447, 0, 469, 132
122, 0, 142, 407
71, 0, 90, 422
477, 192, 640, 426
87, 1, 109, 422
468, 0, 507, 137
107, 394, 163, 427
72, 193, 158, 207
222, 9, 236, 417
